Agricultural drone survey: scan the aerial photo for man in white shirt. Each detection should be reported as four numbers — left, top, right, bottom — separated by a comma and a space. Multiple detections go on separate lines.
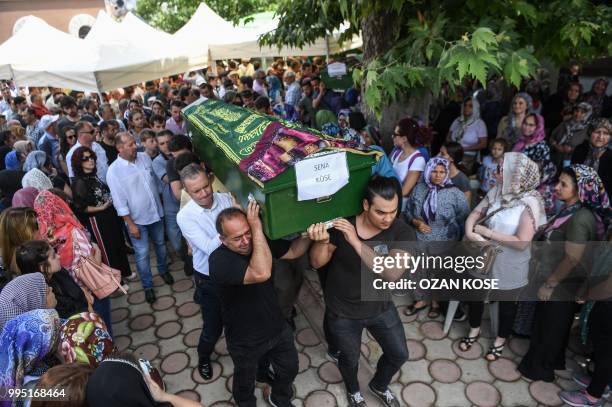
176, 163, 235, 381
65, 121, 109, 183
107, 132, 174, 304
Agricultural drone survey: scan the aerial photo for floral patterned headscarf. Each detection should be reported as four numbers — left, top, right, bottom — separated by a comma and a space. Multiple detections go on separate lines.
59, 312, 115, 368
422, 157, 453, 223
0, 309, 60, 405
34, 190, 91, 274
572, 164, 611, 239
488, 152, 547, 229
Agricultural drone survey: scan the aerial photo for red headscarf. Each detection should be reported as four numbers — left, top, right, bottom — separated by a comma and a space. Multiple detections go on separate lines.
34, 190, 92, 273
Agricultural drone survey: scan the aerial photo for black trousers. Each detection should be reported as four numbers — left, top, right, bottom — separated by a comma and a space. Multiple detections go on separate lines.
586, 301, 612, 398
228, 325, 298, 407
466, 288, 522, 339
518, 301, 575, 382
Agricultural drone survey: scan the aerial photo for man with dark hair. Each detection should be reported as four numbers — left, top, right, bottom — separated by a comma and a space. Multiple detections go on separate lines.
57, 96, 81, 134
81, 98, 100, 124
176, 163, 235, 381
107, 132, 173, 304
0, 130, 16, 170
152, 130, 182, 262
150, 114, 165, 133
210, 201, 310, 407
9, 96, 27, 125
30, 94, 49, 118
24, 108, 44, 146
308, 176, 414, 407
254, 96, 271, 115
65, 121, 108, 182
144, 81, 164, 106
298, 78, 314, 126
240, 90, 254, 109
166, 100, 187, 135
166, 134, 192, 201
99, 120, 119, 165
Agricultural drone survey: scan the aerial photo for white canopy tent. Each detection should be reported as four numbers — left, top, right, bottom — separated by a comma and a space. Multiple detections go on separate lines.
0, 12, 205, 92
174, 3, 362, 60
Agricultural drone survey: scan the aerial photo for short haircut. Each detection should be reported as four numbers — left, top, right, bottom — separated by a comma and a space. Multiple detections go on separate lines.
71, 146, 97, 177
170, 100, 185, 109
167, 134, 192, 152
254, 96, 270, 111
190, 89, 200, 98
364, 176, 401, 206
240, 90, 253, 99
179, 162, 206, 183
114, 132, 132, 146
174, 152, 200, 173
240, 76, 254, 88
60, 95, 77, 109
75, 121, 93, 134
25, 107, 36, 117
139, 129, 156, 142
13, 96, 26, 105
145, 80, 155, 87
156, 129, 173, 139
0, 130, 12, 144
99, 120, 115, 133
442, 141, 464, 164
84, 98, 97, 111
16, 240, 52, 275
215, 207, 246, 236
149, 114, 165, 126
490, 138, 509, 152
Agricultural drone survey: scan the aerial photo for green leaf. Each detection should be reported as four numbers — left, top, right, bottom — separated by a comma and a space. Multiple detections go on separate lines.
471, 27, 497, 52
366, 69, 379, 86
467, 54, 488, 85
352, 68, 364, 85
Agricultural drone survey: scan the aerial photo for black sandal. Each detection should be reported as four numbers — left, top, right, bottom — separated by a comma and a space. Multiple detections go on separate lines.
485, 343, 505, 361
459, 335, 479, 352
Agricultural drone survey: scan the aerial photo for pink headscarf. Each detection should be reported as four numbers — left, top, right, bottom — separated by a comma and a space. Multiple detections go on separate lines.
11, 187, 39, 208
513, 114, 546, 152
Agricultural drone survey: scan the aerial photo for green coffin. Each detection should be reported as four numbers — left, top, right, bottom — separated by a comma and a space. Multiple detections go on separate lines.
184, 100, 376, 239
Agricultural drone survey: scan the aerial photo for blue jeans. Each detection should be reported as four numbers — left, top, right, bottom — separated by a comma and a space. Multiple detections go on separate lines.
327, 306, 408, 393
128, 220, 168, 290
93, 296, 112, 337
164, 209, 182, 254
193, 273, 223, 360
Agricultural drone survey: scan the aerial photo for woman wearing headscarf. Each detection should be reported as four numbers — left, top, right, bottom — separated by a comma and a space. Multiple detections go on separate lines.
11, 187, 39, 208
543, 81, 582, 132
3, 140, 33, 171
519, 164, 610, 383
550, 102, 592, 169
572, 118, 612, 195
512, 113, 557, 216
404, 157, 470, 317
0, 309, 61, 406
460, 152, 546, 361
448, 96, 488, 175
0, 273, 56, 331
59, 312, 116, 368
86, 352, 201, 407
266, 74, 283, 106
4, 151, 22, 171
497, 92, 533, 149
34, 190, 114, 335
582, 77, 609, 118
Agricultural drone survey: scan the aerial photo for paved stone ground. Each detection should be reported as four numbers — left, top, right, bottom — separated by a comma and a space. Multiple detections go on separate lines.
111, 255, 612, 406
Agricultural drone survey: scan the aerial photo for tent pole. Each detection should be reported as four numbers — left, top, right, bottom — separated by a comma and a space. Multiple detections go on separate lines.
325, 34, 330, 62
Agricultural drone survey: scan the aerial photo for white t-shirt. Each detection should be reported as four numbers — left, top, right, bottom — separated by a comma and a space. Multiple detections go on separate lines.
449, 118, 487, 156
391, 150, 426, 184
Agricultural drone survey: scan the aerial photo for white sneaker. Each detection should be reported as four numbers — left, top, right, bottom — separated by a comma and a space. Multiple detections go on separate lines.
126, 272, 138, 281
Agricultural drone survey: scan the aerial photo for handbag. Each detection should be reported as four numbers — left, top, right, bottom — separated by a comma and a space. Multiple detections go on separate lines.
461, 206, 507, 276
73, 256, 127, 300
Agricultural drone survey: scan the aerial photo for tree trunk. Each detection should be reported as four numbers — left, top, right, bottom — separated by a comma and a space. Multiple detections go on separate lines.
360, 9, 432, 152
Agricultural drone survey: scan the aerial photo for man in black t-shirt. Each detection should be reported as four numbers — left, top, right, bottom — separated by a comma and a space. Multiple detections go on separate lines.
209, 201, 311, 407
308, 176, 415, 407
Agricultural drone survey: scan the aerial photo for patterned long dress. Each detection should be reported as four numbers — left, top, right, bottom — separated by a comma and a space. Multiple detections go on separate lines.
522, 141, 557, 217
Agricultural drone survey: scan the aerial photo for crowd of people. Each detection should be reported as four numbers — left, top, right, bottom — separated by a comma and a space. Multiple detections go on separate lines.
0, 56, 610, 407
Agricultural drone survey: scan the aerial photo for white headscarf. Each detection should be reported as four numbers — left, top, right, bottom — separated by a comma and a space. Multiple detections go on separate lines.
21, 168, 53, 191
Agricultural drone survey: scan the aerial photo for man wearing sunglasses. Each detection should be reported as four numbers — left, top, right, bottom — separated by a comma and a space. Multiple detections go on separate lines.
65, 121, 109, 183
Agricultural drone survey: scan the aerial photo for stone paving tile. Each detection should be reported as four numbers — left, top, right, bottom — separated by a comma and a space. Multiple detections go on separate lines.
431, 380, 470, 407
111, 259, 612, 406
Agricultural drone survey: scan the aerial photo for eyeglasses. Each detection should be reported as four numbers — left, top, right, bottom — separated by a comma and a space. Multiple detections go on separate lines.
66, 135, 75, 140
81, 155, 95, 162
